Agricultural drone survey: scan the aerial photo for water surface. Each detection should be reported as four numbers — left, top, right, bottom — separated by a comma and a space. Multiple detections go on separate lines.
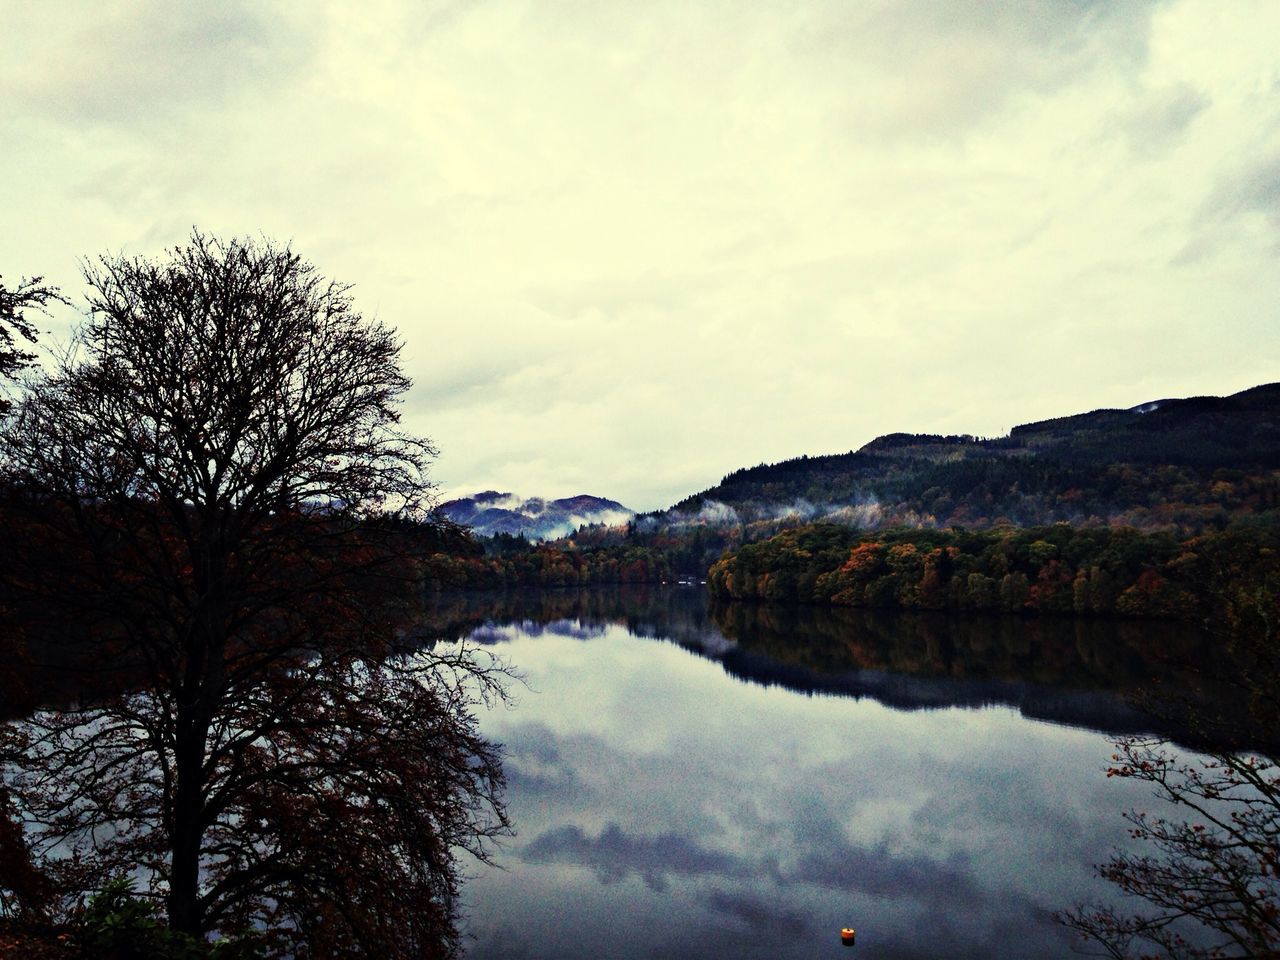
443, 588, 1206, 959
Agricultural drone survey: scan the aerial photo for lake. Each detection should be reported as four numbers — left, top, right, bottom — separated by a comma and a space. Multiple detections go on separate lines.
434, 586, 1218, 960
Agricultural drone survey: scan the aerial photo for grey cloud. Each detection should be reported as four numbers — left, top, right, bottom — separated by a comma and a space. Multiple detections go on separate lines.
1117, 84, 1211, 156
1220, 152, 1280, 224
1178, 149, 1280, 262
871, 0, 1154, 66
464, 624, 521, 646
510, 726, 563, 766
402, 362, 517, 411
466, 930, 535, 960
473, 620, 606, 642
493, 724, 588, 800
909, 762, 1088, 851
790, 813, 984, 904
800, 0, 1157, 137
4, 1, 313, 128
859, 909, 1076, 960
782, 807, 1079, 957
520, 802, 989, 910
503, 0, 1158, 143
504, 763, 580, 799
542, 620, 608, 641
400, 0, 496, 39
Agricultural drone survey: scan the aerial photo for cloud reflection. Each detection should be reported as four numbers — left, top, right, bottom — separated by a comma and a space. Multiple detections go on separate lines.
522, 822, 747, 892
458, 595, 1156, 959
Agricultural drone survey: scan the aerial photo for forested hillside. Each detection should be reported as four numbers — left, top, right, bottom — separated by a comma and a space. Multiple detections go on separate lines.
649, 382, 1280, 535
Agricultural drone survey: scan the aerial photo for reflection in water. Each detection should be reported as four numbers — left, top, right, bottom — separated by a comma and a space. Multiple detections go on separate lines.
1057, 735, 1280, 958
432, 585, 1223, 741
704, 603, 1247, 748
438, 587, 1213, 959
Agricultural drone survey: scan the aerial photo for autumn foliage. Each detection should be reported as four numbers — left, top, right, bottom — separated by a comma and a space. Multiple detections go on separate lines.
706, 521, 1278, 628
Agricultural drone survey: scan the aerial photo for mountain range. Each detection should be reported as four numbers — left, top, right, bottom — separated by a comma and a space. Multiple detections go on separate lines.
438, 491, 633, 541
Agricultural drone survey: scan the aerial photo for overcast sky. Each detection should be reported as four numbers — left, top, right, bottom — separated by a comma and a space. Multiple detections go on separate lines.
3, 1, 1278, 511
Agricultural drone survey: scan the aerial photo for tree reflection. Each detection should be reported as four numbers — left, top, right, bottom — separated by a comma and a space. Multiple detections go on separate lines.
1057, 603, 1280, 959
1057, 738, 1279, 958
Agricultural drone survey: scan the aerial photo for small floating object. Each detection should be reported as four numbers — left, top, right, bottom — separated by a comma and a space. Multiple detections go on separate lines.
841, 927, 856, 946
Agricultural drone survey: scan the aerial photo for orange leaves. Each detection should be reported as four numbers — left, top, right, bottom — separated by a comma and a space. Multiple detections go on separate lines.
837, 541, 884, 578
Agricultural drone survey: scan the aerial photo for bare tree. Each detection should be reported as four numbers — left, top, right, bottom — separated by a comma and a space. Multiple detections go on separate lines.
0, 233, 508, 957
0, 272, 63, 932
0, 274, 62, 410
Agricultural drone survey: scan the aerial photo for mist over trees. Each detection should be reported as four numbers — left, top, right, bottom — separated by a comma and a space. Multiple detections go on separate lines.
0, 234, 508, 958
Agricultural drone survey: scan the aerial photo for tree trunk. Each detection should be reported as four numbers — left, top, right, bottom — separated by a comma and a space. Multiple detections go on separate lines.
168, 711, 207, 936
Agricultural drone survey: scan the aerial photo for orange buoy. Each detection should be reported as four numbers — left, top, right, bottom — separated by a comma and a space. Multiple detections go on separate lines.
841, 927, 856, 946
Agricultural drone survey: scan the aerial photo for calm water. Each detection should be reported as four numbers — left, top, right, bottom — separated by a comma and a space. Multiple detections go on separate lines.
436, 587, 1214, 960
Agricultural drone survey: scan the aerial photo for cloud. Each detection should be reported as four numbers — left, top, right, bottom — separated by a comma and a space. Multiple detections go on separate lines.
500, 727, 587, 800
796, 0, 1156, 139
644, 500, 742, 530
1113, 84, 1211, 155
1177, 148, 1280, 263
786, 805, 985, 904
1210, 150, 1280, 227
3, 0, 1279, 511
0, 2, 313, 129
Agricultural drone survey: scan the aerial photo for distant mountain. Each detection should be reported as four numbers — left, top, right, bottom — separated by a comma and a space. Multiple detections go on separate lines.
639, 382, 1280, 537
439, 491, 633, 541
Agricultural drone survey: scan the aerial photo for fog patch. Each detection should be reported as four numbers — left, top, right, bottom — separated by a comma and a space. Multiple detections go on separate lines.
644, 494, 888, 534
822, 499, 884, 527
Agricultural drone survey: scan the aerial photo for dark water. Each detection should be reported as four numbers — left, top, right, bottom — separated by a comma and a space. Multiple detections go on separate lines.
438, 587, 1220, 960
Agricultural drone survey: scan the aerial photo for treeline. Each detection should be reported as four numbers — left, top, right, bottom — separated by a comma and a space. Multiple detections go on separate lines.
420, 533, 678, 588
706, 520, 1280, 631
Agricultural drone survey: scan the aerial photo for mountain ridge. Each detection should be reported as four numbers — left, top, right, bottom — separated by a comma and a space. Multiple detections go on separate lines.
655, 381, 1280, 516
439, 491, 633, 541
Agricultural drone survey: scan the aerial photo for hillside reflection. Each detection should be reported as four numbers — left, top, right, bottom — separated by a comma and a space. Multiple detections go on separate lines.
9, 584, 1234, 744
426, 585, 1231, 744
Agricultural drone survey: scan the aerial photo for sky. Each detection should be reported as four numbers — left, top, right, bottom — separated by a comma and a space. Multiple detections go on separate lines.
2, 1, 1279, 512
